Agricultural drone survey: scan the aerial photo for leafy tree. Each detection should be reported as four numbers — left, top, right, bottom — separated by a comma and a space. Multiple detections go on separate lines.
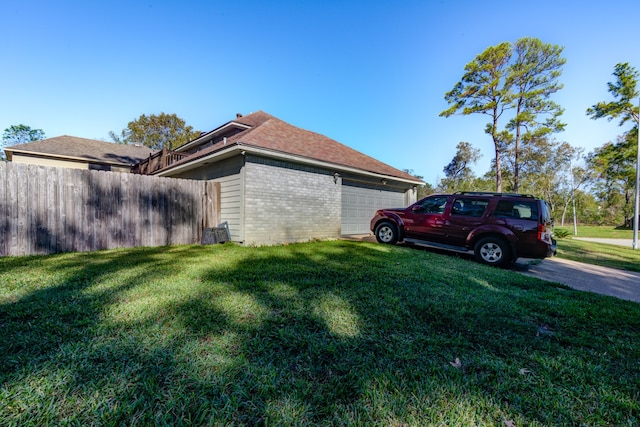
440, 42, 512, 192
439, 141, 482, 192
586, 62, 639, 226
587, 62, 639, 126
505, 38, 566, 192
587, 130, 638, 226
441, 38, 566, 192
1, 124, 46, 160
109, 113, 201, 150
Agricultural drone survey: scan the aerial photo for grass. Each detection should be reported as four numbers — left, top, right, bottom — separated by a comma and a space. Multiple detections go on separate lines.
1, 241, 639, 426
551, 225, 640, 272
555, 239, 640, 272
554, 225, 635, 239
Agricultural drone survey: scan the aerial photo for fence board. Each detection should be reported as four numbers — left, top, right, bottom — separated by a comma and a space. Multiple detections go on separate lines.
7, 164, 18, 255
17, 166, 28, 255
0, 163, 6, 256
0, 163, 219, 257
36, 166, 48, 254
46, 167, 58, 253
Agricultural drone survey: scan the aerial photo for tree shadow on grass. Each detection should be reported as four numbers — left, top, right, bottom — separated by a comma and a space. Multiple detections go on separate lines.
1, 241, 639, 425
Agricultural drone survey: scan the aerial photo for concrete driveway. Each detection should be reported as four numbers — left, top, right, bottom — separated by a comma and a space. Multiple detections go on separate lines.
517, 257, 640, 303
520, 237, 640, 303
346, 235, 640, 303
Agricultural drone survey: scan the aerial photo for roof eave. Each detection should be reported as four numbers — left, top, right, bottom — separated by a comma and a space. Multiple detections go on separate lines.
5, 148, 140, 167
156, 143, 424, 185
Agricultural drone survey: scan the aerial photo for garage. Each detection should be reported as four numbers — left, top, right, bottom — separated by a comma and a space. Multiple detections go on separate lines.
341, 183, 407, 235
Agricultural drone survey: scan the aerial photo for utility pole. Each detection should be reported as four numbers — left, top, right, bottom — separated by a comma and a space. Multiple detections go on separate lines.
570, 158, 578, 236
633, 97, 640, 249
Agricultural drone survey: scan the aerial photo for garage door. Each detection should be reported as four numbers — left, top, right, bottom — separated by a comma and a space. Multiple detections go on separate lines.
341, 184, 406, 235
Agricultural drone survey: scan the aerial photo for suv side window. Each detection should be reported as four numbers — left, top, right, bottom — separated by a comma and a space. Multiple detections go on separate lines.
494, 200, 538, 220
415, 196, 448, 214
451, 198, 489, 217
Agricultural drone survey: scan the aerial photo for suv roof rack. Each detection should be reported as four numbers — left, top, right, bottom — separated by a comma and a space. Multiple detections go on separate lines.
453, 191, 536, 198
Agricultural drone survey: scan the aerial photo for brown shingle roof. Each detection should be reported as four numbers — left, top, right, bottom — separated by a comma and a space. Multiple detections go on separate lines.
5, 135, 155, 166
170, 111, 421, 182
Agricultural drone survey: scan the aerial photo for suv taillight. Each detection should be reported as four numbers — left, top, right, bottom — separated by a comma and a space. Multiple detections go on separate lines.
537, 224, 546, 241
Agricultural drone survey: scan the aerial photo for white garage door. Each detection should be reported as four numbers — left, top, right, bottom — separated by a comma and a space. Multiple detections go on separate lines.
341, 185, 406, 235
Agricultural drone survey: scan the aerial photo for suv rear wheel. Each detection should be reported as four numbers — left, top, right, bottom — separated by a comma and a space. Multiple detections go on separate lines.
474, 236, 511, 267
374, 222, 398, 244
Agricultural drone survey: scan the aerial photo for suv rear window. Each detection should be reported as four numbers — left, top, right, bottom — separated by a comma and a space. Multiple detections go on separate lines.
494, 200, 538, 221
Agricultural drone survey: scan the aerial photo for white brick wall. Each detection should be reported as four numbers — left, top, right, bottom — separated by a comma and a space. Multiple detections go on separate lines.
244, 156, 341, 245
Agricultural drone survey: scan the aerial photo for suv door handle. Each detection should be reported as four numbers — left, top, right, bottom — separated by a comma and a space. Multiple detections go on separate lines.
513, 225, 524, 231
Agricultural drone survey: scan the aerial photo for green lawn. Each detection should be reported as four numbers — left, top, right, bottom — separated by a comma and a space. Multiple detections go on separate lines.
1, 241, 639, 426
551, 225, 640, 272
554, 225, 635, 239
556, 239, 640, 272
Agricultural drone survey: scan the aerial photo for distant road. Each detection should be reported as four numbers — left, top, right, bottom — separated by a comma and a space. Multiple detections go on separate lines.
572, 237, 634, 248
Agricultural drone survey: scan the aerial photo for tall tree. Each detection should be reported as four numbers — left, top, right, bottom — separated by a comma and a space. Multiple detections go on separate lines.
109, 113, 201, 150
441, 38, 566, 193
586, 62, 639, 227
587, 130, 638, 226
586, 62, 639, 126
506, 38, 566, 192
440, 141, 482, 192
1, 124, 46, 160
440, 42, 512, 192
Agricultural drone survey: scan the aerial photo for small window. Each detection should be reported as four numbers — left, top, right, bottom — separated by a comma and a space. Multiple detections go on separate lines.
494, 200, 538, 220
415, 196, 448, 214
451, 198, 489, 217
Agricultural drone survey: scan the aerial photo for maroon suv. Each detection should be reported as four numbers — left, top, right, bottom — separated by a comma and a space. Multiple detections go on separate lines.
370, 192, 556, 266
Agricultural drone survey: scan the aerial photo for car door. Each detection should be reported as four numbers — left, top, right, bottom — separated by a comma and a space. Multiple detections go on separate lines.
402, 195, 449, 242
443, 197, 490, 246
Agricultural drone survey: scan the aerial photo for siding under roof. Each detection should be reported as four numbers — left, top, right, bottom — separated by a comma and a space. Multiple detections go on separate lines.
5, 135, 155, 166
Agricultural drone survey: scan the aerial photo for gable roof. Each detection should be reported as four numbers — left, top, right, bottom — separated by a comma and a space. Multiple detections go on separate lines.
161, 111, 422, 183
5, 135, 155, 166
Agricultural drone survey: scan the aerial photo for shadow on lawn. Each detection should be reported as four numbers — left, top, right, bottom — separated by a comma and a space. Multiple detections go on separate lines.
0, 247, 173, 374
1, 241, 639, 425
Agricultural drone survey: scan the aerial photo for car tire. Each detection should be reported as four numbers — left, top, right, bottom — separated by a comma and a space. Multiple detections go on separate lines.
374, 222, 398, 244
474, 236, 511, 267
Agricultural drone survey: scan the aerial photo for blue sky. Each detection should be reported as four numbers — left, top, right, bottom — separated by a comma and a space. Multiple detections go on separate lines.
1, 0, 638, 184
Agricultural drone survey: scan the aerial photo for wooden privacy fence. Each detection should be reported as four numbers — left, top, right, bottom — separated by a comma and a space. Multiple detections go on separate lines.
0, 162, 220, 257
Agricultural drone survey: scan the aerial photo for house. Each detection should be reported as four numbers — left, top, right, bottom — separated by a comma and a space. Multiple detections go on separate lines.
4, 135, 154, 172
136, 111, 423, 245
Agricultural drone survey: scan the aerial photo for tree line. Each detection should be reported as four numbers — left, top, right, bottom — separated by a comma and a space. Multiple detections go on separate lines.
413, 37, 638, 229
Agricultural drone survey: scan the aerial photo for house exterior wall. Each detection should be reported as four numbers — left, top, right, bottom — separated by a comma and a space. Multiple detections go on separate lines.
10, 153, 133, 173
164, 153, 415, 245
168, 156, 245, 241
112, 165, 132, 173
11, 153, 89, 170
243, 155, 341, 245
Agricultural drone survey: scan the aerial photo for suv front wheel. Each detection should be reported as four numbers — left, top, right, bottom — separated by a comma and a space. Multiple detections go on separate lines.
474, 236, 512, 267
374, 222, 399, 244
